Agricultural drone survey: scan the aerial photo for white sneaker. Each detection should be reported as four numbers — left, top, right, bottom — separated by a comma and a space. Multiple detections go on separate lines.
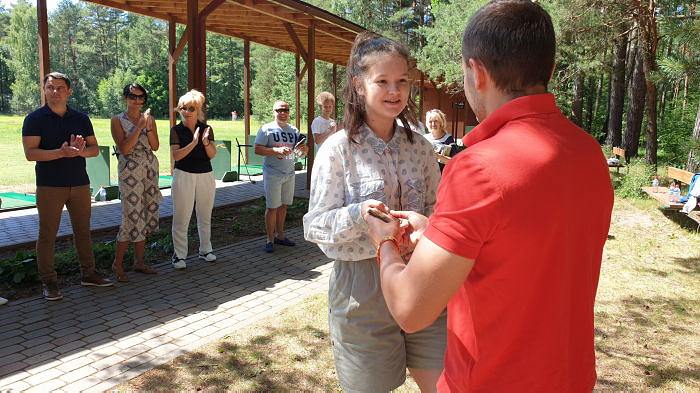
199, 252, 217, 262
172, 257, 187, 270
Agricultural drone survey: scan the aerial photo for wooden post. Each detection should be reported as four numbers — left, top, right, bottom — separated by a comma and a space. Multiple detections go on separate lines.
243, 40, 251, 161
295, 54, 301, 131
306, 21, 315, 188
168, 21, 177, 129
332, 64, 337, 119
187, 0, 199, 91
37, 0, 50, 105
168, 21, 177, 174
197, 21, 207, 97
419, 73, 424, 122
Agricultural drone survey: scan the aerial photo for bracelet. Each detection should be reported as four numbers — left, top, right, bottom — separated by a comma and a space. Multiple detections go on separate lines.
376, 235, 399, 265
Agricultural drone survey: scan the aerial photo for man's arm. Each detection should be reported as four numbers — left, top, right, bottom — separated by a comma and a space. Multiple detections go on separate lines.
80, 135, 99, 158
255, 144, 290, 158
378, 236, 474, 333
22, 136, 75, 161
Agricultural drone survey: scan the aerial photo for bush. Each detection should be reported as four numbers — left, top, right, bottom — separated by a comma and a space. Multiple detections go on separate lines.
0, 251, 38, 284
615, 159, 655, 198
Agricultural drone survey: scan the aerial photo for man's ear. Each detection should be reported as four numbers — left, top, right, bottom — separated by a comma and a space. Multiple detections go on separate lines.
467, 58, 489, 91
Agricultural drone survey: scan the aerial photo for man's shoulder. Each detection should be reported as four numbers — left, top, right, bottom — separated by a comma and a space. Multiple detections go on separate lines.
66, 106, 91, 120
24, 106, 51, 121
259, 121, 280, 132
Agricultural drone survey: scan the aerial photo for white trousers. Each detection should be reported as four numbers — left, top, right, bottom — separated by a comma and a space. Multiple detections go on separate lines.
171, 168, 216, 259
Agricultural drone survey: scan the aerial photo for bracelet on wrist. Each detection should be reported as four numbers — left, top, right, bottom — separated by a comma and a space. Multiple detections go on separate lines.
376, 235, 399, 265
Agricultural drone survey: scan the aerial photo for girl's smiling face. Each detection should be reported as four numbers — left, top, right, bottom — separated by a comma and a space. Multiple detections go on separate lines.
357, 53, 410, 124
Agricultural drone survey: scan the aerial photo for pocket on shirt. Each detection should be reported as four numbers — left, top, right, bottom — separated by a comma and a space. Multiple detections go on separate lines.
348, 179, 385, 204
403, 178, 425, 212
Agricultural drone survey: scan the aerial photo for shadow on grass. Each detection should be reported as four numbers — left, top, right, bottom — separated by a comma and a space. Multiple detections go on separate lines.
595, 294, 699, 389
660, 210, 700, 231
673, 257, 700, 275
133, 323, 333, 391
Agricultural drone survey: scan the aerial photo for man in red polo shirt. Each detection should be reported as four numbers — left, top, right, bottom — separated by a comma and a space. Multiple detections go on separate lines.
365, 1, 614, 391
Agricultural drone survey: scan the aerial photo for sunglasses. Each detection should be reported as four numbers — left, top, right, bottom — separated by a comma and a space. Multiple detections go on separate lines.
275, 108, 290, 113
126, 93, 146, 101
180, 106, 197, 113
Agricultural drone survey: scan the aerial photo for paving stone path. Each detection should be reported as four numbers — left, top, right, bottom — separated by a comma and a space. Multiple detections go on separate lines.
0, 227, 331, 392
0, 172, 328, 392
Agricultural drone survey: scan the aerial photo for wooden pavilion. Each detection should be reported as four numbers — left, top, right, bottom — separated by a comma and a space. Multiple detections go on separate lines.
35, 0, 473, 183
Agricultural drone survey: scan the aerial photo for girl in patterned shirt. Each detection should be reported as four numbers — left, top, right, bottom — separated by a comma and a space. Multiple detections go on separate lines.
303, 33, 445, 392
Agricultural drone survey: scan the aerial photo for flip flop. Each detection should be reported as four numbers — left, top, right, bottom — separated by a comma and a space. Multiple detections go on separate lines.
133, 265, 158, 275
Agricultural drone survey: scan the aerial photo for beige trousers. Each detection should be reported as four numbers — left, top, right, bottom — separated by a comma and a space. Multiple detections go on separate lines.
171, 169, 216, 259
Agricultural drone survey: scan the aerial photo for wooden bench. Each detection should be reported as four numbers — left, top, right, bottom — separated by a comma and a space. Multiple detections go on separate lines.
642, 167, 695, 210
642, 166, 700, 229
607, 146, 626, 172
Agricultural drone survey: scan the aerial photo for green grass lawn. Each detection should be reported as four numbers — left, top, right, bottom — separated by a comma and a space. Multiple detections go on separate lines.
0, 114, 309, 191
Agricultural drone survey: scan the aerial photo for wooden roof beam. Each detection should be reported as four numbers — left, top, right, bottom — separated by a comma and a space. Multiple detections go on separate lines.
283, 22, 307, 63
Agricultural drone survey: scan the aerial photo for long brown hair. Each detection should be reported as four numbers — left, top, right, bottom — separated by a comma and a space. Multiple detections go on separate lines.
343, 32, 417, 144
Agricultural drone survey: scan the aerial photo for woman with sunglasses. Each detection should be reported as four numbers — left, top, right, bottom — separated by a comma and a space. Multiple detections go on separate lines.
169, 89, 217, 270
110, 83, 162, 282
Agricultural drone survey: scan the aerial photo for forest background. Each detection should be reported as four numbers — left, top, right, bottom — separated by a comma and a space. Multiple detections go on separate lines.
0, 0, 699, 170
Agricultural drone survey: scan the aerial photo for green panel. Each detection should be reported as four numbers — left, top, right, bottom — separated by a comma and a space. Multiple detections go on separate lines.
247, 135, 265, 166
0, 192, 36, 202
0, 193, 36, 209
210, 140, 232, 180
158, 175, 173, 188
86, 146, 111, 192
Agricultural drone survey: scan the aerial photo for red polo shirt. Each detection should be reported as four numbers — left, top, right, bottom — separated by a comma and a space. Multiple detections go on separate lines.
424, 94, 613, 392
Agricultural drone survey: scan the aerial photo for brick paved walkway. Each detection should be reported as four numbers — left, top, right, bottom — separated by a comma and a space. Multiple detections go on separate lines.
0, 172, 310, 249
0, 227, 331, 392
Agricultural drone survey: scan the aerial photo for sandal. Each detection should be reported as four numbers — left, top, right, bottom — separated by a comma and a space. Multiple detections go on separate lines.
112, 263, 129, 282
133, 265, 158, 275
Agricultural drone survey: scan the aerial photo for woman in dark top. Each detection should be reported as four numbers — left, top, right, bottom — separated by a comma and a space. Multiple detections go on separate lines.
170, 89, 217, 269
423, 109, 455, 172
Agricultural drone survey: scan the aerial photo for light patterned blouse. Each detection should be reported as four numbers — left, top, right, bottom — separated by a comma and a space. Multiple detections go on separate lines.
303, 123, 441, 261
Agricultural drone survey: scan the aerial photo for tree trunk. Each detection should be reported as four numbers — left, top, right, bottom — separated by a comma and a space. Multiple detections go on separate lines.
623, 44, 645, 160
585, 77, 595, 131
605, 30, 628, 147
635, 0, 659, 166
686, 99, 700, 172
571, 72, 584, 126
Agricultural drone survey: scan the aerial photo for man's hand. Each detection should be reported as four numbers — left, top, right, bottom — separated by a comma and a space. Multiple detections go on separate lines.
273, 146, 292, 159
390, 210, 429, 253
362, 200, 404, 247
60, 141, 80, 158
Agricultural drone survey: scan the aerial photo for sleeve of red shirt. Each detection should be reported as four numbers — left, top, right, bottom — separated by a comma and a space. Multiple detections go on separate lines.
424, 152, 503, 260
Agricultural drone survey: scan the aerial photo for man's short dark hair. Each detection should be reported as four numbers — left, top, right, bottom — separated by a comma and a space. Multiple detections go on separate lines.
43, 72, 71, 89
462, 0, 555, 94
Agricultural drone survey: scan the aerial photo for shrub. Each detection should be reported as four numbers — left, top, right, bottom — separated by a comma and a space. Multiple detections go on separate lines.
615, 159, 655, 198
0, 251, 38, 284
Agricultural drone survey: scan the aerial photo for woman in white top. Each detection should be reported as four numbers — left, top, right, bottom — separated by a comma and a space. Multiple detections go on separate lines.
310, 91, 337, 147
303, 33, 444, 393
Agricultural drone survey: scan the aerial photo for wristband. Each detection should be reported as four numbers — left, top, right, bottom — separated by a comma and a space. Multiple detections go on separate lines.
376, 235, 399, 265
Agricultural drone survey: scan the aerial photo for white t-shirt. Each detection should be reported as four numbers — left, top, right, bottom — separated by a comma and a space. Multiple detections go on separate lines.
311, 116, 336, 144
